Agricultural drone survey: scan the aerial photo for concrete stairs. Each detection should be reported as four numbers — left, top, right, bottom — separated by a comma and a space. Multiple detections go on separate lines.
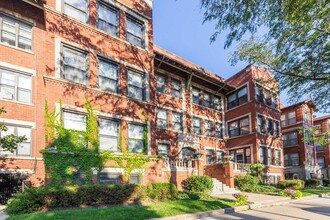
211, 178, 240, 196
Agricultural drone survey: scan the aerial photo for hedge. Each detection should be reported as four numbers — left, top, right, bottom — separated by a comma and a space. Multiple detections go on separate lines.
234, 175, 258, 192
305, 179, 321, 188
277, 180, 305, 190
5, 183, 178, 215
323, 179, 330, 187
182, 176, 213, 193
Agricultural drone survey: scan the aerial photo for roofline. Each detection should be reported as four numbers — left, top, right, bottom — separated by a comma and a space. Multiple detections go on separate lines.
154, 45, 235, 92
280, 99, 318, 111
314, 114, 330, 121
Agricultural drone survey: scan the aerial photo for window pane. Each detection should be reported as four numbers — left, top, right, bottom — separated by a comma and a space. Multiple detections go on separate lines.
128, 139, 143, 153
156, 74, 167, 93
238, 87, 247, 97
128, 86, 143, 100
99, 60, 118, 80
0, 86, 14, 100
158, 144, 169, 157
98, 4, 117, 35
63, 112, 86, 131
99, 119, 118, 136
18, 75, 31, 90
128, 124, 143, 139
127, 71, 143, 88
17, 89, 31, 103
126, 17, 144, 47
214, 96, 221, 111
1, 71, 15, 86
99, 136, 118, 152
64, 4, 87, 22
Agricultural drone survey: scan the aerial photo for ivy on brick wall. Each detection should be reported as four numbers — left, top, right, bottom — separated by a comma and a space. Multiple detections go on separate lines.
42, 99, 159, 186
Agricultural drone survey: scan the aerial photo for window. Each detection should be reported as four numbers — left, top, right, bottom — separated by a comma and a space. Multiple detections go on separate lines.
259, 147, 266, 165
266, 119, 273, 135
97, 2, 118, 36
284, 153, 299, 166
276, 149, 281, 166
127, 69, 145, 101
182, 147, 195, 160
172, 112, 182, 132
128, 124, 145, 153
264, 89, 271, 106
215, 123, 223, 139
255, 84, 263, 103
63, 0, 88, 23
99, 118, 119, 152
257, 115, 265, 133
126, 16, 144, 48
205, 120, 213, 136
129, 173, 139, 184
99, 172, 121, 184
63, 112, 86, 131
214, 96, 222, 111
192, 87, 201, 105
228, 117, 249, 137
217, 151, 224, 163
203, 92, 211, 108
316, 142, 323, 152
229, 147, 251, 163
206, 149, 215, 165
171, 79, 181, 98
156, 74, 167, 94
192, 117, 201, 135
281, 111, 296, 126
304, 132, 313, 146
62, 45, 88, 85
274, 121, 280, 138
157, 109, 168, 129
304, 111, 311, 125
317, 157, 325, 168
283, 132, 298, 147
157, 143, 169, 157
98, 59, 119, 93
268, 148, 274, 165
227, 86, 247, 109
272, 93, 278, 109
0, 69, 32, 103
0, 126, 31, 156
0, 14, 33, 51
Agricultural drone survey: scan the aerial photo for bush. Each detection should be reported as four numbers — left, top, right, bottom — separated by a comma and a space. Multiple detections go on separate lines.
253, 185, 282, 194
182, 176, 213, 193
232, 193, 249, 206
305, 179, 321, 188
146, 183, 178, 200
234, 175, 258, 192
5, 183, 178, 215
323, 179, 330, 187
280, 188, 302, 199
277, 180, 305, 190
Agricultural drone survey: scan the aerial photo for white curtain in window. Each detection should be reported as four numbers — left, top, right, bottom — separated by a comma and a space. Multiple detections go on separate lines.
63, 112, 86, 131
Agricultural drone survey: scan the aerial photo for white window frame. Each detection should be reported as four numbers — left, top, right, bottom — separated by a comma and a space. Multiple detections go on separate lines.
62, 0, 89, 23
97, 1, 119, 36
98, 118, 120, 152
98, 57, 120, 93
157, 108, 168, 129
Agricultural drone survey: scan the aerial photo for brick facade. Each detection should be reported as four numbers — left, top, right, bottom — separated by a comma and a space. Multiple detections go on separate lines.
0, 0, 285, 190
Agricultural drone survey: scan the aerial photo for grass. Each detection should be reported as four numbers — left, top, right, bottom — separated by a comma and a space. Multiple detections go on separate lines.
7, 199, 234, 220
300, 187, 330, 196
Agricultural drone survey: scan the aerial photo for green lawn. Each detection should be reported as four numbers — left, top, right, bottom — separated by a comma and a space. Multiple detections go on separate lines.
8, 199, 234, 220
300, 187, 330, 196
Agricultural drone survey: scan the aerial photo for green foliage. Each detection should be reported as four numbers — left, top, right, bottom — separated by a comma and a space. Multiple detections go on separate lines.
43, 99, 105, 186
146, 183, 178, 200
250, 163, 264, 183
323, 179, 330, 187
299, 127, 330, 150
232, 193, 249, 206
201, 0, 330, 112
234, 175, 258, 192
0, 107, 26, 153
182, 176, 213, 193
305, 179, 321, 188
280, 188, 302, 199
277, 180, 305, 190
5, 183, 178, 215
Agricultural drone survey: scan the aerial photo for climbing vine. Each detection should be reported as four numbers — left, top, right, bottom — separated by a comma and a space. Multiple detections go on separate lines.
42, 99, 159, 186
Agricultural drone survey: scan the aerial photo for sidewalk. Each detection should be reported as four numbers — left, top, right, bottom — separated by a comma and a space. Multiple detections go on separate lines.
0, 206, 8, 220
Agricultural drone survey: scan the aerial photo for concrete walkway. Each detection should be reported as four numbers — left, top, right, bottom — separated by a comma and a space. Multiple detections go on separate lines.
0, 206, 8, 220
214, 192, 291, 205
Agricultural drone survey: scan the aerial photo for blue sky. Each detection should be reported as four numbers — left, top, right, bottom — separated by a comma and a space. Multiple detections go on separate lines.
152, 0, 326, 117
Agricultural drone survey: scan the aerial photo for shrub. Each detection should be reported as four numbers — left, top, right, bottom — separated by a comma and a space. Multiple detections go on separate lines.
234, 175, 258, 192
277, 180, 305, 190
5, 183, 178, 215
253, 185, 282, 194
146, 183, 178, 200
232, 193, 249, 206
280, 188, 302, 199
305, 179, 321, 188
323, 179, 330, 187
182, 176, 213, 193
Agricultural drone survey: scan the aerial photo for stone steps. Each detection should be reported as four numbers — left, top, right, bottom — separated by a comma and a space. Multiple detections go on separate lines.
211, 178, 240, 195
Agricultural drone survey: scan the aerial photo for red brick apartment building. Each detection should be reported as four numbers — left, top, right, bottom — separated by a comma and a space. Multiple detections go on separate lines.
314, 115, 330, 178
281, 100, 321, 180
0, 0, 284, 195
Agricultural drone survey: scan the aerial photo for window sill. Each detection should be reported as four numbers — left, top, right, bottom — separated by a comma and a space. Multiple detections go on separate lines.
225, 101, 250, 112
0, 42, 34, 55
283, 145, 299, 148
156, 91, 182, 100
0, 155, 42, 160
192, 103, 223, 113
227, 132, 254, 140
0, 98, 34, 106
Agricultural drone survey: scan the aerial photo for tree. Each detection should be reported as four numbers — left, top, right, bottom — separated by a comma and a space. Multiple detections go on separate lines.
201, 0, 330, 112
0, 107, 26, 153
299, 127, 330, 149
